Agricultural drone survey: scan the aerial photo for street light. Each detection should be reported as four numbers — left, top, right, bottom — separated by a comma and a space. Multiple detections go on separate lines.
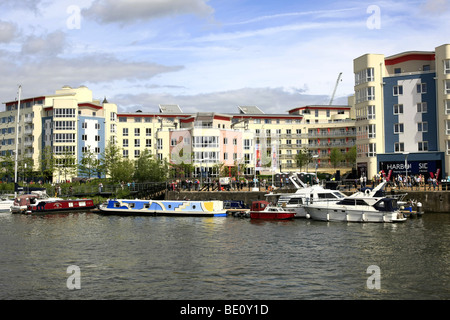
404, 152, 410, 188
313, 155, 319, 180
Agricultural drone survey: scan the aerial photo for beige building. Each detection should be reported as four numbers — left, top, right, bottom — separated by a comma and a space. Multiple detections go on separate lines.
1, 86, 356, 182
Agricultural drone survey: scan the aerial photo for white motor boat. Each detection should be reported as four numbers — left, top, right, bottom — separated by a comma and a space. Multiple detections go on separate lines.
304, 196, 406, 223
0, 197, 14, 213
268, 174, 346, 218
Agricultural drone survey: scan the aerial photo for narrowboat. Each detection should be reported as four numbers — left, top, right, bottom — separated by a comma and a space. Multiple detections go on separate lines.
97, 199, 227, 217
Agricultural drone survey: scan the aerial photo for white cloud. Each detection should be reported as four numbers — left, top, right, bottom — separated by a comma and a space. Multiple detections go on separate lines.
21, 31, 67, 56
0, 21, 18, 43
112, 87, 348, 115
82, 0, 214, 24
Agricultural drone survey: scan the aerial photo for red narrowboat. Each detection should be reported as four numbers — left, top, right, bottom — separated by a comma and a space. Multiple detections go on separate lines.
26, 199, 96, 214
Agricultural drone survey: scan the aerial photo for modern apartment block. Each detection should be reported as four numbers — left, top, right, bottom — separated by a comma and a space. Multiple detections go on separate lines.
1, 86, 118, 182
353, 44, 450, 180
1, 86, 356, 182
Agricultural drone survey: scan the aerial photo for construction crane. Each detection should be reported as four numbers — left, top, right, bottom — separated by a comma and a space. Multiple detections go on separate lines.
329, 72, 342, 105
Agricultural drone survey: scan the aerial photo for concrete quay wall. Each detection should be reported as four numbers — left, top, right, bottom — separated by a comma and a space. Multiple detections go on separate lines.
166, 190, 450, 213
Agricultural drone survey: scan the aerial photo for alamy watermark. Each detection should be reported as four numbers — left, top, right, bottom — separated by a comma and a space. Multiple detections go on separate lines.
66, 265, 81, 290
366, 265, 381, 290
366, 5, 381, 30
66, 5, 81, 30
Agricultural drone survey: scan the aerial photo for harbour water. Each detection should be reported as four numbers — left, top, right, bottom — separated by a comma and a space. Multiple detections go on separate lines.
0, 211, 449, 301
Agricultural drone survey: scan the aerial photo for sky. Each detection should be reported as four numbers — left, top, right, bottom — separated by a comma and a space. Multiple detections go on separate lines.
0, 0, 449, 114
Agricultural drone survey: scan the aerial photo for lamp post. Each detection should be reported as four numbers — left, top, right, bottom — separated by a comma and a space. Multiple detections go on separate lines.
404, 152, 410, 188
313, 154, 319, 181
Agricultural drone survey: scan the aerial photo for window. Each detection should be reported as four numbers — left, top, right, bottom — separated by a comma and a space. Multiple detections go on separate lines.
394, 142, 404, 152
171, 138, 177, 146
95, 135, 100, 141
95, 123, 101, 130
393, 104, 403, 114
417, 83, 427, 94
417, 102, 428, 113
393, 85, 403, 96
368, 143, 376, 157
123, 139, 128, 147
223, 138, 228, 145
134, 128, 140, 136
134, 139, 140, 147
355, 87, 375, 103
394, 123, 404, 134
446, 120, 450, 135
119, 117, 127, 122
123, 128, 128, 136
244, 139, 251, 150
54, 108, 75, 118
418, 122, 428, 132
444, 60, 450, 74
418, 141, 428, 151
81, 134, 87, 141
446, 100, 450, 114
367, 105, 375, 119
394, 68, 402, 74
146, 139, 152, 147
233, 138, 237, 145
123, 150, 128, 158
55, 121, 76, 130
157, 139, 163, 150
423, 65, 430, 71
447, 141, 450, 155
355, 68, 374, 85
82, 122, 87, 129
223, 153, 228, 160
146, 128, 151, 136
367, 124, 376, 138
445, 80, 450, 94
134, 150, 140, 158
54, 133, 75, 143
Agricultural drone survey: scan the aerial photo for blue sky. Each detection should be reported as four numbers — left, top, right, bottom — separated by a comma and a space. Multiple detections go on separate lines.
1, 0, 449, 114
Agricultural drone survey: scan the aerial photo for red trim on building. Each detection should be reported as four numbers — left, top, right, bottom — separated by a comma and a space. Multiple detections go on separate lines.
5, 96, 46, 106
117, 114, 191, 118
78, 103, 103, 110
233, 115, 303, 120
385, 53, 435, 66
288, 106, 350, 114
213, 115, 232, 121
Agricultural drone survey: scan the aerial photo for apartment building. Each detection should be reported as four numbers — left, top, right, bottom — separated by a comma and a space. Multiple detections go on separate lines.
353, 44, 450, 180
1, 85, 118, 182
1, 86, 356, 182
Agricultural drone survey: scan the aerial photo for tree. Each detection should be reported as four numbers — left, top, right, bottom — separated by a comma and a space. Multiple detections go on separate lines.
330, 148, 344, 168
113, 157, 135, 183
134, 149, 168, 182
56, 147, 77, 182
295, 147, 312, 171
78, 149, 99, 179
345, 146, 357, 169
100, 140, 122, 179
0, 152, 15, 181
39, 146, 55, 183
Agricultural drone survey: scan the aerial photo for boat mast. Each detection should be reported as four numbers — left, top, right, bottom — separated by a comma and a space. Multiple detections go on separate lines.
14, 85, 21, 198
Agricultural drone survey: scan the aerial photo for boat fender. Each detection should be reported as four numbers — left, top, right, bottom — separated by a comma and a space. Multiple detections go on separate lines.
305, 213, 310, 219
365, 189, 370, 195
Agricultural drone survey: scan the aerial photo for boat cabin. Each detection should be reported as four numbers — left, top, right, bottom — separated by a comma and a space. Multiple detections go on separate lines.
251, 201, 270, 211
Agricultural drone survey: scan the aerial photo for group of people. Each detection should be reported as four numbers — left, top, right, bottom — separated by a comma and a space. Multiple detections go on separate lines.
370, 173, 440, 190
168, 177, 269, 192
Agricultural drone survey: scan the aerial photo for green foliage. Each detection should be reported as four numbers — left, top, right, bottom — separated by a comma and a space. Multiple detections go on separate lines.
134, 150, 168, 182
295, 147, 312, 170
330, 148, 344, 168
